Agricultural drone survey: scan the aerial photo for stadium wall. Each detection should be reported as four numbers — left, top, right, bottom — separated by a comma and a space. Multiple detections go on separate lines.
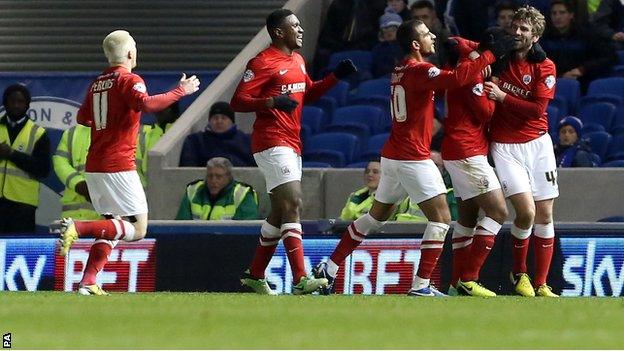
3, 221, 623, 297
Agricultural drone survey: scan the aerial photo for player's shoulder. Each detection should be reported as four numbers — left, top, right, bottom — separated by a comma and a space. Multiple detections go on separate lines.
535, 58, 556, 72
410, 61, 442, 78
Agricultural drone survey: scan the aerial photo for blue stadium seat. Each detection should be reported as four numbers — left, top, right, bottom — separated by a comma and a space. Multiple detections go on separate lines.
600, 160, 624, 168
324, 81, 350, 107
352, 78, 391, 100
555, 78, 580, 114
305, 132, 359, 165
549, 96, 568, 120
584, 131, 612, 160
589, 152, 602, 166
578, 94, 622, 112
611, 124, 624, 136
606, 134, 624, 161
546, 105, 560, 137
581, 123, 606, 134
598, 215, 624, 221
302, 106, 325, 133
310, 97, 338, 122
611, 65, 624, 77
331, 105, 384, 134
324, 123, 370, 154
578, 102, 617, 133
302, 161, 332, 168
359, 132, 389, 161
300, 124, 311, 145
611, 106, 624, 130
587, 77, 624, 97
303, 151, 345, 167
345, 161, 370, 168
617, 50, 624, 64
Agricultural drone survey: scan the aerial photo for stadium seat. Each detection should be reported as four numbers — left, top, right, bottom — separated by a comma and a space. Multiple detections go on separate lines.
617, 50, 624, 64
584, 131, 612, 160
610, 124, 624, 136
597, 215, 624, 221
359, 132, 389, 161
305, 132, 359, 165
302, 106, 325, 133
303, 151, 345, 168
555, 78, 580, 114
600, 160, 624, 168
300, 124, 311, 145
352, 78, 391, 100
589, 152, 602, 166
324, 123, 370, 154
581, 124, 606, 134
549, 96, 568, 120
324, 81, 350, 107
345, 161, 370, 168
578, 102, 617, 132
331, 105, 384, 134
587, 77, 624, 97
611, 65, 624, 77
310, 97, 338, 122
546, 105, 560, 137
578, 94, 622, 111
302, 161, 332, 168
606, 134, 624, 161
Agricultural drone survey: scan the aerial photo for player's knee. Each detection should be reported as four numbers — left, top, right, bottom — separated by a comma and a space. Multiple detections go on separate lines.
486, 205, 508, 224
126, 215, 148, 240
515, 208, 535, 227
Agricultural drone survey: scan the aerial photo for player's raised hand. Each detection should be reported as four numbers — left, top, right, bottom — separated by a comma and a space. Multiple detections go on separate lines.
270, 93, 299, 113
333, 59, 358, 79
179, 73, 201, 95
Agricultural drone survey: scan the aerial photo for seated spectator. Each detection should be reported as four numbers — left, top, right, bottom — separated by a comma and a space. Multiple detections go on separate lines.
372, 11, 403, 77
176, 157, 259, 220
410, 0, 450, 67
554, 116, 596, 167
541, 0, 617, 92
591, 0, 624, 49
387, 0, 411, 21
494, 0, 518, 31
179, 101, 254, 167
339, 158, 427, 222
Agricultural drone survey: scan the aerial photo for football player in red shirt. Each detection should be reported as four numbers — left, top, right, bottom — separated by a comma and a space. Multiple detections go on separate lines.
313, 19, 514, 296
58, 30, 200, 295
230, 9, 356, 295
484, 6, 559, 297
441, 31, 509, 297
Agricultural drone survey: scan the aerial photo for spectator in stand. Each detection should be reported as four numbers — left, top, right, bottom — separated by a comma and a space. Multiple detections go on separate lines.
446, 0, 497, 41
410, 0, 450, 67
541, 0, 617, 92
388, 0, 411, 21
176, 157, 259, 220
495, 0, 518, 30
179, 101, 254, 167
554, 116, 596, 167
313, 0, 386, 77
591, 0, 624, 50
0, 84, 50, 234
372, 11, 404, 77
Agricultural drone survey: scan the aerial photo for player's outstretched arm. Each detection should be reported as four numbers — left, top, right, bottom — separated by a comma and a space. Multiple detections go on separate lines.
138, 73, 200, 113
304, 59, 355, 104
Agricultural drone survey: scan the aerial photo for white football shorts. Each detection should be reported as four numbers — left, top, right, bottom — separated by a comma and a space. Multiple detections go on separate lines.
85, 170, 148, 217
253, 146, 302, 192
443, 155, 501, 200
491, 134, 559, 201
375, 157, 447, 205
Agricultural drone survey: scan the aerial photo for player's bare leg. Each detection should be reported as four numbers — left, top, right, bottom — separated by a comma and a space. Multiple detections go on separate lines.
456, 190, 507, 297
407, 194, 451, 296
314, 200, 395, 295
533, 198, 558, 297
508, 192, 537, 296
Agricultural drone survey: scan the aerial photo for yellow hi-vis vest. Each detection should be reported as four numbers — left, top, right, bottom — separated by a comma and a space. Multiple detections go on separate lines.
0, 119, 46, 206
187, 180, 253, 220
53, 125, 100, 220
135, 123, 171, 187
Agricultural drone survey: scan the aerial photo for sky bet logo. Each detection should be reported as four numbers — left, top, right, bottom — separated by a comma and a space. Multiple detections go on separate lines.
0, 240, 55, 291
560, 237, 624, 296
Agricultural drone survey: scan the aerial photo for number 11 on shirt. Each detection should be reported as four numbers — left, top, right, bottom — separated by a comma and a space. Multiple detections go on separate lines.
92, 91, 109, 130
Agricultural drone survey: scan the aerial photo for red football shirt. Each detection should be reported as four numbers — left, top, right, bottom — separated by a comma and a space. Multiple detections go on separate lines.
382, 51, 495, 161
78, 66, 185, 172
230, 45, 338, 154
442, 57, 495, 160
489, 58, 556, 143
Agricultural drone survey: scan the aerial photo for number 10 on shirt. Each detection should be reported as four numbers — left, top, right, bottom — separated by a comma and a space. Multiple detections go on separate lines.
391, 85, 407, 122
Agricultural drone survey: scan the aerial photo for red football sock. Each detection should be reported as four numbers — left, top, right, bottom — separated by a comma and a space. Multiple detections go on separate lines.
512, 237, 530, 274
462, 234, 495, 282
80, 241, 112, 286
451, 237, 472, 286
330, 223, 364, 265
417, 247, 443, 280
283, 236, 306, 283
533, 236, 554, 286
75, 220, 119, 240
249, 244, 277, 279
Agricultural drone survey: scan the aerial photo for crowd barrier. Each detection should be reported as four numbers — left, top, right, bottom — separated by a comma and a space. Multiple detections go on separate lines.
1, 221, 623, 297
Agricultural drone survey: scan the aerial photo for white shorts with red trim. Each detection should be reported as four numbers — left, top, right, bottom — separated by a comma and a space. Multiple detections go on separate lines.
85, 170, 148, 217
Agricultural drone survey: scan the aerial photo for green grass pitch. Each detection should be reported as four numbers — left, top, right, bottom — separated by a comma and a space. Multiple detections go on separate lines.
1, 292, 622, 349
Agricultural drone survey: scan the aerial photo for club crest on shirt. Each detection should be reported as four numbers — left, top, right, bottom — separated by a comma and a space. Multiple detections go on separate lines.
522, 74, 532, 85
472, 83, 484, 96
300, 64, 306, 74
428, 67, 441, 78
243, 69, 254, 82
544, 75, 556, 89
132, 82, 146, 93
